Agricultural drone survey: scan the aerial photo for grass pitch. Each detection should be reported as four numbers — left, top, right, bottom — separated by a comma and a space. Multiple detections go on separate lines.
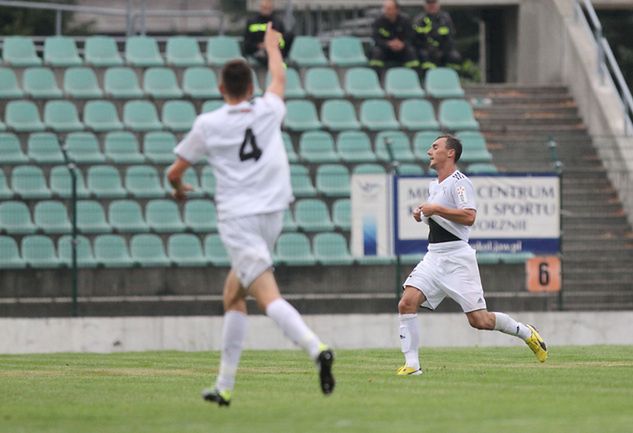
1, 346, 633, 433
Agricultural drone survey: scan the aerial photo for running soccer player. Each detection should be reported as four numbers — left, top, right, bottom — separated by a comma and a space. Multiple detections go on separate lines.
167, 23, 334, 405
396, 135, 548, 376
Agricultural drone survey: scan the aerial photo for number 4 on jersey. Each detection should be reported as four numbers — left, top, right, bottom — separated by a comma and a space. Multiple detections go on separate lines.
239, 128, 262, 162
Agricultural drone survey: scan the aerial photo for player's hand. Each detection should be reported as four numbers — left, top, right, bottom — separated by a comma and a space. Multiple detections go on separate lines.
263, 22, 282, 53
412, 204, 423, 222
420, 202, 436, 217
172, 183, 193, 201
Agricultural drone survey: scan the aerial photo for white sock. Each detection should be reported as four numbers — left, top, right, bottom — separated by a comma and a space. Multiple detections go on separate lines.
399, 313, 420, 370
266, 298, 322, 360
493, 312, 532, 340
215, 310, 248, 392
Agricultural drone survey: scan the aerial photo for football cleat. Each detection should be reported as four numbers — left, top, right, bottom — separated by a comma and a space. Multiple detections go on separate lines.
525, 324, 548, 363
396, 365, 423, 376
202, 388, 231, 407
317, 346, 335, 395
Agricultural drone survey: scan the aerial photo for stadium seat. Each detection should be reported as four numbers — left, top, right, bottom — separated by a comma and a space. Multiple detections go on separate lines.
0, 120, 5, 131
0, 68, 24, 98
329, 36, 368, 67
282, 209, 297, 232
294, 199, 334, 232
0, 236, 26, 269
0, 201, 37, 234
108, 200, 149, 233
360, 99, 399, 130
200, 167, 216, 196
275, 232, 315, 266
290, 165, 316, 197
104, 67, 144, 98
320, 99, 361, 131
50, 165, 89, 198
337, 131, 376, 163
299, 131, 339, 163
104, 131, 146, 164
182, 67, 221, 99
44, 36, 82, 66
131, 233, 171, 267
284, 100, 321, 131
27, 132, 64, 163
125, 36, 164, 66
413, 131, 441, 162
87, 165, 127, 198
398, 163, 425, 175
63, 67, 103, 99
125, 166, 164, 198
316, 164, 351, 197
345, 67, 384, 98
304, 67, 344, 98
375, 131, 415, 162
399, 99, 440, 130
5, 100, 45, 132
206, 36, 242, 66
166, 36, 204, 66
22, 235, 62, 268
2, 36, 41, 66
94, 234, 133, 267
466, 163, 498, 174
352, 163, 386, 175
34, 200, 71, 234
146, 199, 186, 232
58, 235, 97, 268
162, 100, 196, 132
123, 100, 163, 131
439, 99, 480, 131
22, 67, 63, 98
425, 67, 465, 98
0, 133, 28, 164
11, 165, 51, 199
282, 132, 298, 163
168, 233, 207, 266
143, 67, 183, 98
202, 100, 224, 113
0, 169, 12, 200
83, 100, 124, 132
313, 233, 354, 265
385, 68, 425, 98
332, 199, 351, 230
162, 167, 203, 198
44, 100, 84, 132
456, 131, 493, 163
183, 199, 217, 232
204, 234, 230, 266
288, 36, 328, 67
65, 132, 105, 164
266, 68, 305, 98
84, 36, 124, 66
77, 200, 110, 233
144, 131, 177, 164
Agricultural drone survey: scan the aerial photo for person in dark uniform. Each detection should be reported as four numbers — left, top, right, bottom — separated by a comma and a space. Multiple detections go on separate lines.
413, 0, 461, 72
369, 0, 419, 69
243, 0, 292, 65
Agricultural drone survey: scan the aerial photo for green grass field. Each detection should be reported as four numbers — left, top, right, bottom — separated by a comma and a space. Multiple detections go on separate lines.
1, 346, 633, 433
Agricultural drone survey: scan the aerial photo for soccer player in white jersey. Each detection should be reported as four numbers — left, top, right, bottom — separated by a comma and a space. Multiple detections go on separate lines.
396, 135, 548, 376
166, 23, 334, 405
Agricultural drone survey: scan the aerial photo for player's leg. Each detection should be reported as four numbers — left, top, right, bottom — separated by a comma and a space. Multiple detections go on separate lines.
397, 286, 426, 375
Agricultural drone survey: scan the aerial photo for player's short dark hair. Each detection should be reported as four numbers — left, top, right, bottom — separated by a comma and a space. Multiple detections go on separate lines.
221, 59, 253, 99
438, 135, 462, 163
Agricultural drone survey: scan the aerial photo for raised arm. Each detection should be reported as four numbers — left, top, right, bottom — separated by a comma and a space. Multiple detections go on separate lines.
264, 21, 286, 98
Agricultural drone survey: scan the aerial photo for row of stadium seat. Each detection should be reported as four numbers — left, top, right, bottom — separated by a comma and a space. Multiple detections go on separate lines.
0, 66, 463, 100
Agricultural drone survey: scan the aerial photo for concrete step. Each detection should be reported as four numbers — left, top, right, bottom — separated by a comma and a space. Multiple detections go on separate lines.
475, 112, 582, 124
465, 84, 569, 93
562, 250, 633, 260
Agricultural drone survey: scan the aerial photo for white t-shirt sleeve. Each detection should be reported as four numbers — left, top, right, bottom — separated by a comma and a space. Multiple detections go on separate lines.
174, 117, 208, 164
452, 178, 477, 210
261, 92, 286, 124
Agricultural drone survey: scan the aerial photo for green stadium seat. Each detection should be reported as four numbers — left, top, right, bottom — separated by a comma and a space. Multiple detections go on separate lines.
125, 165, 164, 198
168, 233, 207, 266
282, 132, 298, 163
304, 67, 344, 98
439, 99, 480, 131
162, 167, 203, 198
87, 165, 127, 198
43, 36, 82, 66
77, 200, 110, 233
329, 36, 368, 67
0, 68, 24, 98
320, 99, 360, 131
288, 36, 327, 67
265, 68, 305, 98
3, 37, 41, 66
399, 99, 439, 130
63, 67, 103, 99
200, 166, 216, 196
0, 169, 12, 200
202, 100, 224, 113
0, 120, 6, 131
282, 209, 297, 232
131, 234, 170, 267
413, 131, 441, 162
456, 131, 493, 163
385, 67, 425, 98
84, 36, 124, 66
58, 235, 97, 268
398, 163, 425, 175
0, 201, 37, 234
183, 67, 221, 99
360, 99, 399, 130
162, 100, 196, 132
499, 252, 535, 264
23, 67, 63, 98
332, 199, 351, 230
34, 200, 71, 234
206, 36, 242, 66
425, 67, 465, 98
144, 131, 177, 164
166, 36, 204, 66
466, 163, 498, 174
146, 199, 186, 232
284, 100, 321, 131
143, 67, 183, 98
345, 67, 384, 98
27, 132, 64, 164
11, 165, 51, 199
275, 232, 315, 266
316, 164, 350, 197
313, 233, 354, 265
65, 132, 105, 163
290, 165, 316, 197
125, 36, 164, 66
375, 131, 415, 162
0, 236, 26, 269
50, 165, 89, 199
299, 131, 339, 163
94, 234, 133, 267
337, 131, 376, 163
183, 199, 217, 232
104, 131, 145, 164
5, 101, 45, 132
294, 199, 334, 232
352, 163, 386, 175
204, 234, 230, 266
44, 100, 84, 132
123, 100, 163, 131
108, 200, 149, 233
0, 133, 28, 163
104, 67, 143, 98
83, 100, 124, 132
22, 235, 62, 268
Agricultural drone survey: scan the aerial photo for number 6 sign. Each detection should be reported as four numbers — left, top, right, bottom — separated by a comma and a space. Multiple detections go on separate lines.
526, 256, 561, 292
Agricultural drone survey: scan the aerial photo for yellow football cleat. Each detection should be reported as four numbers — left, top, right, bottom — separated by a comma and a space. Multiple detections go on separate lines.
396, 365, 423, 376
525, 324, 548, 363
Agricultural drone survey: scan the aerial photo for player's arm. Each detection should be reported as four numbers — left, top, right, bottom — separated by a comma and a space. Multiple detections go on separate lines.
419, 203, 476, 226
167, 157, 193, 201
264, 22, 285, 98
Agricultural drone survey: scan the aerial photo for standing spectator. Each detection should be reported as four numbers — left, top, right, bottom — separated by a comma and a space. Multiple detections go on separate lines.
369, 0, 419, 69
413, 0, 461, 72
243, 0, 293, 66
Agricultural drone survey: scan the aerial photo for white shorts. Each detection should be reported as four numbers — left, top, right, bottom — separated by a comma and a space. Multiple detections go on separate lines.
217, 211, 284, 288
403, 241, 487, 313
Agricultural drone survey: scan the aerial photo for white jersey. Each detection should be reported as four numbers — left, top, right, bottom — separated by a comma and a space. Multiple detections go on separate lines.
174, 92, 293, 221
425, 170, 477, 241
